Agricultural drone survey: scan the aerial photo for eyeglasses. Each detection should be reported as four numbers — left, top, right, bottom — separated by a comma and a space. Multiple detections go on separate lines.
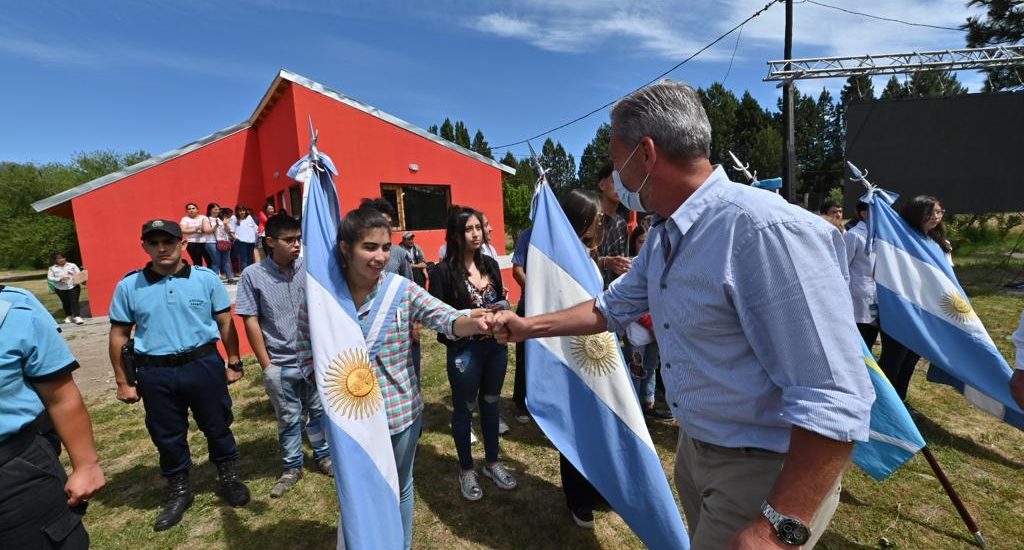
271, 236, 301, 244
932, 209, 946, 218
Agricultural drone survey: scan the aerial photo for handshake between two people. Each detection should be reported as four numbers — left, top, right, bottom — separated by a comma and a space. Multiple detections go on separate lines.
467, 306, 528, 344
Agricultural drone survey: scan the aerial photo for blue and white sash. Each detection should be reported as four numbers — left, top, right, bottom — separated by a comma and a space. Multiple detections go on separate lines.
358, 273, 409, 364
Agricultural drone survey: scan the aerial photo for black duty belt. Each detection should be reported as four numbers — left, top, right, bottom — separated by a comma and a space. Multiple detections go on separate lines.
0, 424, 37, 467
136, 341, 219, 368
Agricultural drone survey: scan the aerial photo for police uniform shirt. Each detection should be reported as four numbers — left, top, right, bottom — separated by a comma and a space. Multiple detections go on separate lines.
0, 286, 77, 442
110, 263, 231, 355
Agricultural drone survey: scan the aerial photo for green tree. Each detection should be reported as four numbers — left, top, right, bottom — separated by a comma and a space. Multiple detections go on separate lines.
0, 150, 150, 268
906, 70, 968, 97
471, 130, 493, 159
880, 76, 910, 99
730, 91, 779, 181
539, 138, 577, 189
439, 118, 455, 142
698, 83, 741, 166
453, 121, 472, 148
577, 123, 611, 191
427, 125, 438, 135
501, 155, 537, 238
965, 0, 1024, 91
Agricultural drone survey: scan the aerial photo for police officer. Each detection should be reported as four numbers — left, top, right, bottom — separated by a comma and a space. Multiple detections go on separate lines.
0, 285, 106, 549
108, 220, 250, 532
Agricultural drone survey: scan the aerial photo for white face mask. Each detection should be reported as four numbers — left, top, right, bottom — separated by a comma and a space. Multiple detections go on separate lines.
612, 142, 650, 213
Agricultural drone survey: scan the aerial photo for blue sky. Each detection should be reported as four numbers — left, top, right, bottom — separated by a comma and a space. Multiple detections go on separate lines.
1, 0, 983, 166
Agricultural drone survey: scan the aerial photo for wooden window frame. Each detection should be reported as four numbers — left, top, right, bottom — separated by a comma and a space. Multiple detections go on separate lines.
380, 183, 452, 231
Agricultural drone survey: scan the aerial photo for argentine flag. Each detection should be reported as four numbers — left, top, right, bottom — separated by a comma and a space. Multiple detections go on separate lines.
851, 339, 925, 480
291, 149, 404, 549
865, 187, 1024, 431
524, 182, 689, 549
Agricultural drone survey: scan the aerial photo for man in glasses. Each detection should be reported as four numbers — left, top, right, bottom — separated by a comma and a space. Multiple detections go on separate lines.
236, 214, 333, 498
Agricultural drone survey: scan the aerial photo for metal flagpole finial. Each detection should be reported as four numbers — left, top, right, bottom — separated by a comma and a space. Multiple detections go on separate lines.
728, 150, 757, 184
846, 161, 873, 191
526, 141, 550, 188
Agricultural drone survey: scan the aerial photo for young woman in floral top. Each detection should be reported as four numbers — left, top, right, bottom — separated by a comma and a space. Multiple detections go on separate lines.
429, 206, 517, 502
298, 205, 490, 550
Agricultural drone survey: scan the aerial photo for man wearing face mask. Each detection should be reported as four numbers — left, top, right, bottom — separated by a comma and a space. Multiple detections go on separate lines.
490, 80, 874, 550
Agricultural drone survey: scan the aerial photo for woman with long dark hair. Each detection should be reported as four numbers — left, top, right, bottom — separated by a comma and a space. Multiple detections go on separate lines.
179, 202, 213, 267
429, 206, 517, 501
205, 203, 229, 279
879, 195, 953, 401
232, 205, 259, 271
300, 205, 490, 549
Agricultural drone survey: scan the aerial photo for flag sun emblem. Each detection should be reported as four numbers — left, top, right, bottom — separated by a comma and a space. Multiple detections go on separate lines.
323, 348, 382, 419
939, 290, 976, 323
570, 333, 619, 376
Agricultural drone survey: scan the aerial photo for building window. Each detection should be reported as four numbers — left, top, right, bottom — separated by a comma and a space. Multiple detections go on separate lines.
381, 184, 451, 230
289, 185, 303, 219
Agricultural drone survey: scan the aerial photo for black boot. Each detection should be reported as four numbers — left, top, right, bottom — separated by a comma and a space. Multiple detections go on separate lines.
216, 460, 251, 507
153, 471, 194, 531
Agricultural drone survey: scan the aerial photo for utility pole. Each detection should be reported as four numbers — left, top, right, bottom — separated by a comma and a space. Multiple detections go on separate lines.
781, 0, 797, 203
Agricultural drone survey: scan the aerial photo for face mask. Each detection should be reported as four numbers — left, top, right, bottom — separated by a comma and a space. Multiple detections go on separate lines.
612, 142, 651, 212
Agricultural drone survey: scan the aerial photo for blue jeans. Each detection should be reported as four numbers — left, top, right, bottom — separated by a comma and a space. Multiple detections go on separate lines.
136, 350, 240, 476
234, 241, 255, 272
203, 242, 221, 276
629, 342, 660, 407
446, 339, 508, 470
261, 365, 330, 470
391, 415, 421, 550
212, 244, 234, 279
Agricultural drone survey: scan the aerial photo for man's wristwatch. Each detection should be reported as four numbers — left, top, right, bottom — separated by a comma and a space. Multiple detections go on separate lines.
227, 361, 245, 373
761, 501, 810, 546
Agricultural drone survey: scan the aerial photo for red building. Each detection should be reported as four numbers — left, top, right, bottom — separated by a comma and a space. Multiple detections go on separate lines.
34, 70, 518, 324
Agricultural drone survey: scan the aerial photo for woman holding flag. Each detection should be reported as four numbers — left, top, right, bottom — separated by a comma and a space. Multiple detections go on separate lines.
301, 204, 493, 549
879, 195, 952, 401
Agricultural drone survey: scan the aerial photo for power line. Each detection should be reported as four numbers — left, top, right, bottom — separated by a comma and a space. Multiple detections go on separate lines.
492, 0, 783, 150
722, 23, 745, 84
803, 0, 963, 32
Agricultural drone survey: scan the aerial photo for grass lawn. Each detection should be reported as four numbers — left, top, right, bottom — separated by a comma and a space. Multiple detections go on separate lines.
41, 249, 1024, 549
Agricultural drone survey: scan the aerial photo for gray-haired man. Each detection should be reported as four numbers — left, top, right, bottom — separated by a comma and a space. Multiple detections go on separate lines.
491, 80, 875, 550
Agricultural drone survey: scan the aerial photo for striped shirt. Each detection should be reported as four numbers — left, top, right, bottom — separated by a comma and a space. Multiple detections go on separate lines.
596, 166, 875, 453
298, 277, 464, 434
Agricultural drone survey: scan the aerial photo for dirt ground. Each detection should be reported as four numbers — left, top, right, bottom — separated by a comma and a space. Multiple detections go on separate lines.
62, 317, 119, 398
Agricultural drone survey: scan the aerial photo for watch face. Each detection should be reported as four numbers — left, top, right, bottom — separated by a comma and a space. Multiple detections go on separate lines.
777, 519, 810, 545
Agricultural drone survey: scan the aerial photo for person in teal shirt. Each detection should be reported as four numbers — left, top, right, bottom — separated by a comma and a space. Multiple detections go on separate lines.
108, 219, 249, 532
0, 285, 105, 549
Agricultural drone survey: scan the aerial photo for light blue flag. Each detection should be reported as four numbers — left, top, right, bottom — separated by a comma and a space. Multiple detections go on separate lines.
852, 339, 926, 481
864, 187, 1024, 431
524, 181, 689, 550
291, 148, 404, 550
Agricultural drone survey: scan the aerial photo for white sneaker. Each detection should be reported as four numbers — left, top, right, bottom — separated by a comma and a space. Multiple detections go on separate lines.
470, 430, 479, 445
64, 316, 73, 324
73, 316, 84, 325
498, 416, 510, 436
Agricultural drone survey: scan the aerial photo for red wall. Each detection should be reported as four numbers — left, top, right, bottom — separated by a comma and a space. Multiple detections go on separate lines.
71, 128, 264, 317
286, 85, 507, 261
67, 78, 516, 320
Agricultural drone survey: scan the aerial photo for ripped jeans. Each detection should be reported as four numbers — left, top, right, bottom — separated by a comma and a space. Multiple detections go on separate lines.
446, 339, 508, 471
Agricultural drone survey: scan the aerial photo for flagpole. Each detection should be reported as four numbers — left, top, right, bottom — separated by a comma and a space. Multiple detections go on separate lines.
920, 446, 986, 548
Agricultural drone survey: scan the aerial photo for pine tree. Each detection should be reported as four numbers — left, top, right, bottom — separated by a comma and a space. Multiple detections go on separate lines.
539, 138, 577, 189
880, 76, 909, 100
500, 151, 517, 168
698, 83, 741, 166
577, 123, 611, 191
454, 121, 472, 148
427, 125, 439, 135
439, 118, 455, 142
965, 0, 1024, 91
471, 130, 493, 159
906, 70, 968, 97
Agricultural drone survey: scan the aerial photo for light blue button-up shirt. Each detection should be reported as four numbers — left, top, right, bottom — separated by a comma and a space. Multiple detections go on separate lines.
596, 166, 874, 453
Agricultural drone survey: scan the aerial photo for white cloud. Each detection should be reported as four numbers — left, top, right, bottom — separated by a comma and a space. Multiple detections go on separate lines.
468, 6, 730, 61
